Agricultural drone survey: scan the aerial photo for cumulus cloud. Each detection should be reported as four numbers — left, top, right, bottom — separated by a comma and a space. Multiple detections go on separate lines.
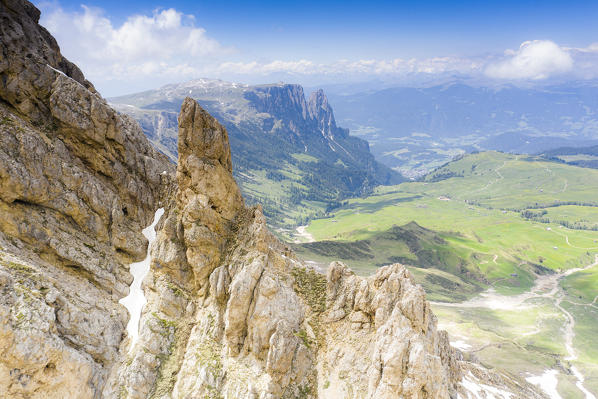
38, 4, 593, 96
39, 4, 226, 91
485, 40, 573, 80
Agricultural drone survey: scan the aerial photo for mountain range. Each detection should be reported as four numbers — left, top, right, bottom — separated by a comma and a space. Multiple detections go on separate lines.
325, 82, 598, 177
109, 80, 400, 227
0, 1, 549, 397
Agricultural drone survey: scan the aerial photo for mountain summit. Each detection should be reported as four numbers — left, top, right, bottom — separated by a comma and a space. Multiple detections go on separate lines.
110, 79, 401, 227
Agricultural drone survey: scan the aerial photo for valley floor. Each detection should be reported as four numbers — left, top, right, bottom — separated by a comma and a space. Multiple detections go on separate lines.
292, 151, 598, 398
434, 255, 598, 399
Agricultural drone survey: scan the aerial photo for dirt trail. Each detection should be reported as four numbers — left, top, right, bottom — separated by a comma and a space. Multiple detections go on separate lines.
434, 255, 598, 398
536, 226, 598, 250
293, 225, 315, 243
476, 160, 507, 192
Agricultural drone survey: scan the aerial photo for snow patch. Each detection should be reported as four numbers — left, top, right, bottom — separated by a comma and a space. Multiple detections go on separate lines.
451, 340, 472, 351
45, 64, 86, 90
526, 370, 562, 399
46, 64, 67, 77
459, 372, 513, 399
119, 208, 164, 351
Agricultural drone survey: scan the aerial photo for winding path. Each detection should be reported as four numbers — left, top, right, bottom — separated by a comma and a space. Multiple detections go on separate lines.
539, 226, 598, 250
434, 255, 598, 398
475, 160, 507, 193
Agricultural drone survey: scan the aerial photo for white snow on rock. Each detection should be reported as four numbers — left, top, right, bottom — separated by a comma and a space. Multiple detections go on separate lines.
459, 372, 513, 399
526, 370, 562, 399
451, 340, 472, 351
119, 208, 164, 351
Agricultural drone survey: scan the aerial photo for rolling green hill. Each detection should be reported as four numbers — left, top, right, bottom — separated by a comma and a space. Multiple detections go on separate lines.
297, 151, 598, 295
293, 221, 488, 302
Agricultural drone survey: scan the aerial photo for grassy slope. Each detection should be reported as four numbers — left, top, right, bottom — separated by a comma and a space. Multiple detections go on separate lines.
302, 152, 598, 286
296, 151, 598, 397
293, 222, 486, 301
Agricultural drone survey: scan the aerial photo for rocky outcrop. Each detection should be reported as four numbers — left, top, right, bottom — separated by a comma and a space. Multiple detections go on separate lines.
320, 261, 459, 398
308, 89, 348, 139
0, 0, 174, 397
0, 1, 546, 398
104, 98, 316, 398
105, 98, 543, 399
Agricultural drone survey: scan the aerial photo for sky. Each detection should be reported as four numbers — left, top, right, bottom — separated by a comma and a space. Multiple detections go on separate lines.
34, 0, 598, 97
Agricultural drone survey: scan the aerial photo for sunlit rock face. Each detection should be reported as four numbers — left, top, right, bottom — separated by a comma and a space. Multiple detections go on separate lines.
0, 1, 547, 398
104, 97, 465, 399
0, 0, 173, 396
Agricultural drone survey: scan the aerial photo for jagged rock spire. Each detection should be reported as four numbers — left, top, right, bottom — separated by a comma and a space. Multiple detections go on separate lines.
175, 97, 244, 286
308, 89, 348, 139
178, 97, 233, 173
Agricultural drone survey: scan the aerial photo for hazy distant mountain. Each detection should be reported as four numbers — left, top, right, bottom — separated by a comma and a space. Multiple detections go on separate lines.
110, 79, 400, 226
542, 144, 598, 169
326, 81, 598, 177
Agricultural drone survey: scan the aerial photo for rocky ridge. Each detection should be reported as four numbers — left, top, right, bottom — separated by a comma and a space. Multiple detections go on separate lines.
105, 97, 464, 399
0, 1, 545, 398
0, 0, 174, 397
103, 97, 545, 399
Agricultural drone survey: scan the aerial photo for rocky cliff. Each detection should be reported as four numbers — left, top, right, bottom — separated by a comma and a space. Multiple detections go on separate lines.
104, 97, 462, 399
0, 1, 545, 398
0, 0, 174, 396
109, 80, 401, 227
102, 98, 543, 399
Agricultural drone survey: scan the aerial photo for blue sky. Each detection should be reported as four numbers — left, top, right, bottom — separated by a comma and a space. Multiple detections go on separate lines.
35, 0, 598, 96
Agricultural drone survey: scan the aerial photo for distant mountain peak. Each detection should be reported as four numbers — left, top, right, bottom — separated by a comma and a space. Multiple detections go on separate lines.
308, 88, 346, 139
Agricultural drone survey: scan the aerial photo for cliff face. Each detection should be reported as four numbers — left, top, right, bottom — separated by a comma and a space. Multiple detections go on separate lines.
307, 89, 348, 140
0, 0, 174, 396
109, 80, 401, 227
0, 2, 545, 399
245, 85, 348, 141
105, 98, 464, 399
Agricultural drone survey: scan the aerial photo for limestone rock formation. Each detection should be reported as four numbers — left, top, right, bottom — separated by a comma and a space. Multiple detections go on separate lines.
106, 98, 544, 399
0, 1, 546, 398
307, 89, 348, 139
0, 0, 174, 397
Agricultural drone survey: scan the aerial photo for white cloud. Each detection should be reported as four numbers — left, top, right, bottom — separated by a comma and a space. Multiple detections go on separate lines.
215, 57, 480, 77
40, 4, 226, 89
485, 40, 573, 80
568, 43, 598, 53
38, 4, 595, 96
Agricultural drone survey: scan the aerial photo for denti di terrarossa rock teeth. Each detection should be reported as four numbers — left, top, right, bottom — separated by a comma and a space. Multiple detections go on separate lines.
106, 97, 542, 399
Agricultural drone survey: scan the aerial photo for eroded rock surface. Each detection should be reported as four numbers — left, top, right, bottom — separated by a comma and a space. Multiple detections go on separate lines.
106, 98, 545, 399
0, 0, 174, 396
1, 1, 547, 398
